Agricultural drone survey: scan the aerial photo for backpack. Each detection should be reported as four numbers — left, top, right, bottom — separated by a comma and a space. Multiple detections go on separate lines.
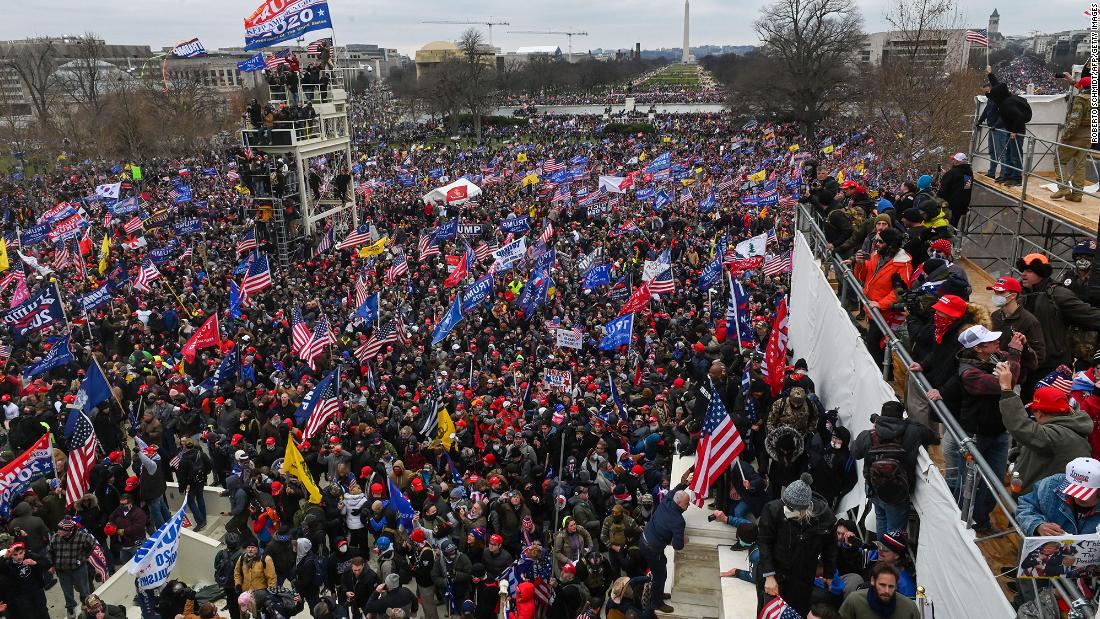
864, 430, 910, 504
214, 549, 240, 588
842, 204, 865, 231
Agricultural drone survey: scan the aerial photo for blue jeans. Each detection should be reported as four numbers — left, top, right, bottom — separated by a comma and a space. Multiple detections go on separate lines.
727, 501, 754, 527
1002, 133, 1025, 180
988, 129, 1008, 176
58, 564, 90, 612
971, 433, 1010, 528
870, 495, 910, 539
187, 490, 207, 528
148, 495, 171, 529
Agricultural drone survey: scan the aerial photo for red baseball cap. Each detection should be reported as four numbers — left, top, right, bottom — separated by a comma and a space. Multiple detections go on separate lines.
987, 277, 1022, 294
1029, 386, 1072, 414
931, 294, 967, 318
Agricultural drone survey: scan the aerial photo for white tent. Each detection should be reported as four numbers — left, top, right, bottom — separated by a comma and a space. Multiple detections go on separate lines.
422, 177, 482, 205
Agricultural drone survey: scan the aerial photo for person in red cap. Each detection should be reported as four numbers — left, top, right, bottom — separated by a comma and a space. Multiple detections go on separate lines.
1018, 251, 1100, 385
906, 293, 979, 427
0, 540, 50, 617
994, 361, 1092, 493
988, 275, 1046, 388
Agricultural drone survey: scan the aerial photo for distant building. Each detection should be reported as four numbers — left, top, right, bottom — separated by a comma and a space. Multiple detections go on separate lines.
501, 46, 563, 65
414, 40, 494, 79
858, 29, 975, 71
342, 44, 409, 82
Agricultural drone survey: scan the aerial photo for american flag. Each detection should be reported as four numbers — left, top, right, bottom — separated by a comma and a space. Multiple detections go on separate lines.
0, 268, 25, 292
1036, 366, 1074, 393
354, 274, 370, 308
123, 216, 143, 234
180, 245, 193, 262
52, 244, 74, 271
483, 174, 501, 185
385, 253, 409, 284
689, 380, 745, 506
227, 169, 240, 184
265, 50, 290, 69
236, 229, 257, 255
337, 224, 372, 250
759, 595, 800, 619
0, 344, 11, 368
302, 367, 341, 439
474, 241, 494, 263
649, 265, 675, 294
766, 228, 778, 247
306, 37, 332, 54
763, 252, 792, 276
65, 410, 101, 507
5, 233, 19, 252
301, 314, 335, 369
355, 317, 406, 361
966, 29, 989, 47
718, 177, 735, 193
291, 305, 311, 355
742, 117, 758, 131
420, 239, 441, 261
543, 158, 565, 174
241, 252, 272, 296
315, 227, 335, 256
679, 188, 694, 205
578, 187, 607, 207
539, 220, 555, 243
133, 259, 161, 292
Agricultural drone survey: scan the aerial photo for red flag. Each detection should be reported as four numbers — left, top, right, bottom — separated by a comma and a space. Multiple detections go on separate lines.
181, 313, 222, 363
443, 255, 468, 288
619, 282, 651, 316
632, 359, 643, 387
79, 228, 92, 256
446, 185, 468, 203
764, 299, 789, 396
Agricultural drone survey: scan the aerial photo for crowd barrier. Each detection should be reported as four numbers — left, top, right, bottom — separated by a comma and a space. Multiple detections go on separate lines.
789, 230, 1015, 618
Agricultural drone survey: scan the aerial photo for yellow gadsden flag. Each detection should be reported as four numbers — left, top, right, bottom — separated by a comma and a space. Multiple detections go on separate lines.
359, 236, 388, 258
283, 439, 322, 504
517, 152, 528, 163
437, 407, 456, 450
521, 173, 539, 187
0, 237, 9, 272
749, 169, 767, 183
98, 234, 111, 274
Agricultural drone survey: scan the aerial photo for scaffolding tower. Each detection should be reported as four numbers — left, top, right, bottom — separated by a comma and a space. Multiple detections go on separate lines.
241, 67, 358, 271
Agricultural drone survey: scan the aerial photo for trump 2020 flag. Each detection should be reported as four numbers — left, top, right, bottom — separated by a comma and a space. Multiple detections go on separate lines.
229, 281, 243, 319
23, 334, 75, 378
0, 434, 55, 517
697, 257, 723, 291
599, 313, 634, 350
355, 292, 379, 325
431, 293, 464, 346
388, 478, 416, 531
582, 263, 612, 290
462, 275, 494, 313
75, 360, 112, 415
237, 52, 266, 72
244, 0, 333, 51
3, 282, 66, 339
128, 501, 187, 590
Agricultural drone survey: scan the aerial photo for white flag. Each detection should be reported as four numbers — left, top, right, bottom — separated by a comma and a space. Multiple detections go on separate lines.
128, 500, 187, 590
17, 251, 53, 276
598, 175, 631, 194
95, 183, 121, 200
734, 232, 769, 258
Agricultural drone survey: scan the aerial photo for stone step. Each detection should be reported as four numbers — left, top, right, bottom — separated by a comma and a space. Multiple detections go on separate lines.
673, 579, 722, 596
656, 599, 721, 619
669, 589, 720, 607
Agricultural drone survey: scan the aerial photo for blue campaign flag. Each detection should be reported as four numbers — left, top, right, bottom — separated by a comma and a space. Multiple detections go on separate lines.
388, 478, 416, 531
232, 255, 251, 277
202, 167, 218, 177
646, 152, 671, 173
174, 185, 192, 203
229, 281, 243, 319
428, 167, 444, 179
0, 434, 55, 517
728, 276, 757, 347
237, 53, 266, 72
534, 247, 556, 272
199, 344, 240, 394
108, 196, 141, 216
74, 360, 111, 415
607, 370, 628, 419
173, 217, 203, 236
75, 285, 113, 314
431, 293, 464, 346
518, 268, 549, 317
653, 190, 672, 212
499, 215, 530, 234
758, 189, 779, 207
2, 282, 67, 339
149, 239, 180, 266
433, 218, 458, 242
355, 292, 379, 325
697, 257, 723, 291
398, 174, 416, 187
570, 155, 589, 166
699, 191, 717, 214
635, 188, 655, 201
462, 275, 494, 312
23, 335, 75, 378
21, 222, 52, 247
244, 0, 333, 50
599, 313, 634, 350
582, 263, 612, 290
294, 367, 340, 426
547, 169, 569, 184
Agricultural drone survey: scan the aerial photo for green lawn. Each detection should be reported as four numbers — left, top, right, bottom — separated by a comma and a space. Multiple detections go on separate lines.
641, 64, 703, 88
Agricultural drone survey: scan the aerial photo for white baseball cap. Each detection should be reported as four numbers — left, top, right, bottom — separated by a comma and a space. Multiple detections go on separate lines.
951, 152, 968, 163
958, 325, 1001, 349
1065, 457, 1100, 501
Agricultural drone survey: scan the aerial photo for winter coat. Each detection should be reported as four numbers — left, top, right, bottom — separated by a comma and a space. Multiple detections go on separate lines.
987, 73, 1029, 134
999, 392, 1093, 493
640, 483, 687, 551
7, 502, 50, 552
991, 304, 1046, 376
937, 163, 973, 216
107, 504, 148, 547
850, 416, 938, 494
552, 526, 593, 573
1021, 279, 1100, 369
911, 302, 990, 410
953, 348, 1020, 437
853, 248, 913, 310
768, 398, 818, 437
1017, 474, 1100, 536
839, 588, 922, 619
515, 581, 537, 619
756, 496, 837, 615
234, 552, 277, 592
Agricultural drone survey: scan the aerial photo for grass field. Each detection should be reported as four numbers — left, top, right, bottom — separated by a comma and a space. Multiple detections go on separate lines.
641, 64, 703, 88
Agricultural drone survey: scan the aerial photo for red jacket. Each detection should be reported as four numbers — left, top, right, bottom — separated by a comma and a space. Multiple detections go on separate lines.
515, 582, 536, 619
853, 249, 913, 310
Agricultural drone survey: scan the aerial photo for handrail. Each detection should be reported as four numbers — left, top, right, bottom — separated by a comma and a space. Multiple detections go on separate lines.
794, 202, 1093, 618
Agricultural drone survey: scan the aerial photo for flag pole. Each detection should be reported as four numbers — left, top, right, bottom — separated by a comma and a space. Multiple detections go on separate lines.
159, 278, 195, 318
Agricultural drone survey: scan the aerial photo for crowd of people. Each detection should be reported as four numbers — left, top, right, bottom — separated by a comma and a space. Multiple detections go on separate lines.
0, 60, 1095, 619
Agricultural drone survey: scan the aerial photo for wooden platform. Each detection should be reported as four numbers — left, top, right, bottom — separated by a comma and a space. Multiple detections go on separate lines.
974, 172, 1100, 233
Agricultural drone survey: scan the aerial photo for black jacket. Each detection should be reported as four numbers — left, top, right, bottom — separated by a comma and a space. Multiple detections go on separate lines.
938, 164, 973, 215
756, 497, 836, 613
1021, 279, 1100, 368
987, 73, 1029, 134
850, 416, 938, 482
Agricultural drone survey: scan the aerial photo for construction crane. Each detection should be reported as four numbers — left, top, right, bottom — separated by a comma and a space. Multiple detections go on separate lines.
421, 19, 510, 47
508, 30, 589, 57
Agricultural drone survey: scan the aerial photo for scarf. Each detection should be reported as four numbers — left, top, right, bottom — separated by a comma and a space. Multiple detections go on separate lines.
933, 312, 956, 344
865, 588, 898, 618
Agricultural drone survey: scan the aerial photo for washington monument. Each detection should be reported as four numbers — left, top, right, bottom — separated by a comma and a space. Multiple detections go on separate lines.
682, 0, 692, 63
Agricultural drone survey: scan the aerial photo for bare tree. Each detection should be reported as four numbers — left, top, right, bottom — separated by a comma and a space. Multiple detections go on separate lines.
860, 0, 977, 171
0, 38, 58, 128
456, 28, 496, 141
754, 0, 865, 132
51, 33, 110, 118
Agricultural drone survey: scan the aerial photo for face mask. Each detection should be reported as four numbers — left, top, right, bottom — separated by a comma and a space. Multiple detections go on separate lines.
991, 294, 1009, 308
338, 546, 347, 553
831, 440, 843, 450
1077, 259, 1093, 271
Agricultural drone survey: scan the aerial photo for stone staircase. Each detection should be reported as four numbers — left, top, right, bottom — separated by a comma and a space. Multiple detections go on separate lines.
662, 543, 722, 619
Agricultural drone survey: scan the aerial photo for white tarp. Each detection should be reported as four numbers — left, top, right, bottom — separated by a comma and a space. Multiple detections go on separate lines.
422, 177, 482, 205
789, 231, 1014, 619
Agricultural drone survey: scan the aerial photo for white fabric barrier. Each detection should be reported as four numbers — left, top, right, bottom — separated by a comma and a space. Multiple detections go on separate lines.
789, 231, 1015, 618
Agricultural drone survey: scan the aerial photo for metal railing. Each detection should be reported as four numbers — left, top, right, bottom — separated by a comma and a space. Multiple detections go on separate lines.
242, 117, 350, 148
795, 202, 1094, 618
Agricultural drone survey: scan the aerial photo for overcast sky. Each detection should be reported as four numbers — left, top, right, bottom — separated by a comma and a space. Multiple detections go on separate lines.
2, 0, 1088, 56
